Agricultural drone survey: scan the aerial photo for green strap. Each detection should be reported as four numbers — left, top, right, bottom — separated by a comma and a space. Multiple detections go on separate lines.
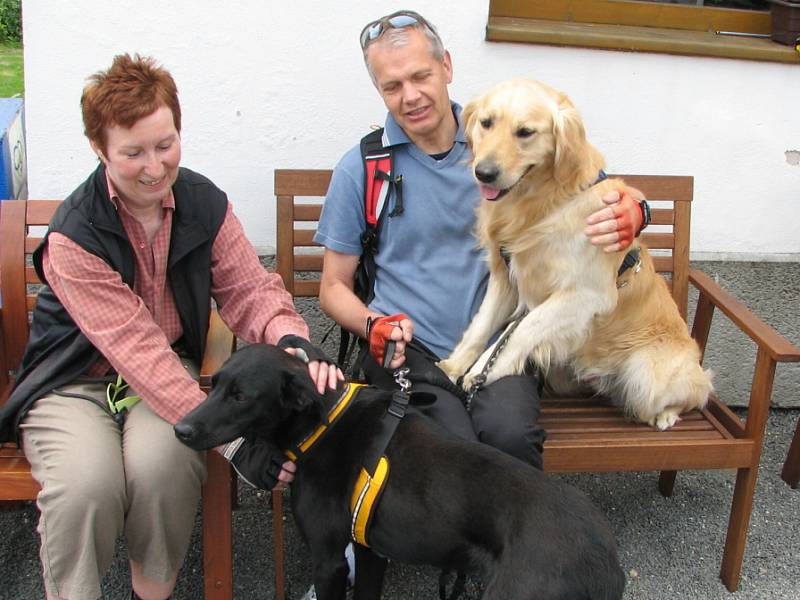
106, 374, 141, 414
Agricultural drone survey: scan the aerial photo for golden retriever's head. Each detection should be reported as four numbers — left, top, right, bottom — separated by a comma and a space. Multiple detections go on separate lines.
462, 79, 603, 202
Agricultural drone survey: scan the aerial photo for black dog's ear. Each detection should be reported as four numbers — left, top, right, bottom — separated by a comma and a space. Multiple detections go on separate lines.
280, 364, 327, 419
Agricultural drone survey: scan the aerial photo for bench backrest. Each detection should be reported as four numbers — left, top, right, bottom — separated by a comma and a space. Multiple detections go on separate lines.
274, 170, 692, 318
0, 200, 61, 392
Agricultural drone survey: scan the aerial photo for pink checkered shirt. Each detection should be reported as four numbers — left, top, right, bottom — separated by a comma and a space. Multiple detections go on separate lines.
42, 177, 309, 424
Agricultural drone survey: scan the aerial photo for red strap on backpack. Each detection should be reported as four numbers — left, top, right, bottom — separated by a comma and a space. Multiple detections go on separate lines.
364, 155, 393, 227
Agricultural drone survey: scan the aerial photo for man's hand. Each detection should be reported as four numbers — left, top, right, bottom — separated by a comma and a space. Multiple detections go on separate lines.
368, 313, 413, 369
277, 334, 344, 394
221, 437, 296, 491
585, 187, 647, 253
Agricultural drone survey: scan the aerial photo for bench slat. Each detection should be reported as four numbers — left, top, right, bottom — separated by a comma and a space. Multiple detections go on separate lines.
293, 280, 321, 297
293, 204, 323, 221
640, 232, 675, 249
293, 230, 321, 246
294, 255, 323, 271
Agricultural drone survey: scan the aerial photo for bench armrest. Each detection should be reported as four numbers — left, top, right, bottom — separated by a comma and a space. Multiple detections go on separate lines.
689, 268, 800, 437
689, 269, 800, 364
199, 309, 236, 393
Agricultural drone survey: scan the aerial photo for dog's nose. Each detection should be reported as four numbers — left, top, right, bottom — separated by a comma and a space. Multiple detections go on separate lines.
173, 422, 197, 442
474, 161, 500, 184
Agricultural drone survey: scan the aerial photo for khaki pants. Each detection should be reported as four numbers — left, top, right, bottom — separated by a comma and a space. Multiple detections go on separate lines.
20, 377, 207, 600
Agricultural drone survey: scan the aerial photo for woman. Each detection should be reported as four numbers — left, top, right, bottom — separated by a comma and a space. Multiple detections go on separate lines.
0, 54, 340, 600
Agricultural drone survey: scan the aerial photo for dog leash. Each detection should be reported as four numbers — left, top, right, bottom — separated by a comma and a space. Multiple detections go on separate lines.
461, 313, 526, 412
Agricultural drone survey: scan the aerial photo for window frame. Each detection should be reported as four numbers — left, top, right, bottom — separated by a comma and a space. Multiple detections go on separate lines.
487, 0, 799, 64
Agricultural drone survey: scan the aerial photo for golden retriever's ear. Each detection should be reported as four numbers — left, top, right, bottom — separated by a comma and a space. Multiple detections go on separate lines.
461, 99, 478, 150
552, 94, 589, 188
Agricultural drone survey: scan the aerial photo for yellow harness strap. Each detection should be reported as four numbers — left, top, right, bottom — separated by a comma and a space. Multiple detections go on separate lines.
349, 456, 390, 547
284, 383, 365, 461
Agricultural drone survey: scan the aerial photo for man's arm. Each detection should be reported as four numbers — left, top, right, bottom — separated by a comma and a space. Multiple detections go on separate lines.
319, 248, 412, 369
319, 249, 371, 335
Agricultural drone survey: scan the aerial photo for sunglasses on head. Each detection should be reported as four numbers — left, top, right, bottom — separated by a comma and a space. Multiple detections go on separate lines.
359, 10, 439, 49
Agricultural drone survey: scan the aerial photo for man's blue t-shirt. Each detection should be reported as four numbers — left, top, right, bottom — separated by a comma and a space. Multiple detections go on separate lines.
314, 103, 488, 360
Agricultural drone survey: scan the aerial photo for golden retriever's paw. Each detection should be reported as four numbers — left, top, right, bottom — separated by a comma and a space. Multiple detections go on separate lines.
461, 362, 514, 391
481, 351, 526, 387
436, 358, 463, 384
648, 408, 682, 431
460, 369, 483, 392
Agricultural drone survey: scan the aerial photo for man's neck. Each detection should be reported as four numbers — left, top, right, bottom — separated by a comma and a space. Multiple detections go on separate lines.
406, 110, 458, 155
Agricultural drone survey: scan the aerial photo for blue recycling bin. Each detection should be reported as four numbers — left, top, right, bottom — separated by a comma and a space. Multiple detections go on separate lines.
0, 98, 27, 200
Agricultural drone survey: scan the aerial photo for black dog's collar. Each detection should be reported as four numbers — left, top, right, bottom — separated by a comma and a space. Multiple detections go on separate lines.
284, 382, 365, 462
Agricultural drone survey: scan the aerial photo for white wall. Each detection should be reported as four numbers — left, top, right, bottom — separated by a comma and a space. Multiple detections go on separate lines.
21, 0, 800, 259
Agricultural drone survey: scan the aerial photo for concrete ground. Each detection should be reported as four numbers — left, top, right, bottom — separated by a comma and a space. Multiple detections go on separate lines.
1, 407, 798, 599
2, 260, 798, 598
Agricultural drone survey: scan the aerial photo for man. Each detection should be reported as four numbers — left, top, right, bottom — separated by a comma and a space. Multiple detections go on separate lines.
305, 12, 646, 598
315, 10, 645, 470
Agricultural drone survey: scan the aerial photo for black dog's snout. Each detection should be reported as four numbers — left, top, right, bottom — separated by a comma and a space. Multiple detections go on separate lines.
474, 160, 500, 184
173, 422, 198, 443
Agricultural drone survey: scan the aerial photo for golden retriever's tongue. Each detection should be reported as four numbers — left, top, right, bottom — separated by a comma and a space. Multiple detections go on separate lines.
480, 184, 502, 200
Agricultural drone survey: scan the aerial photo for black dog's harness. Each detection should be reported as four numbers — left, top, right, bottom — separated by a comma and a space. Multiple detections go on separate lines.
349, 368, 410, 546
281, 377, 410, 548
351, 369, 466, 600
284, 374, 466, 600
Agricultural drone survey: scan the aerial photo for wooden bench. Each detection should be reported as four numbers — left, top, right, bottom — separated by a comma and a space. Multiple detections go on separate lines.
273, 168, 800, 593
0, 199, 237, 599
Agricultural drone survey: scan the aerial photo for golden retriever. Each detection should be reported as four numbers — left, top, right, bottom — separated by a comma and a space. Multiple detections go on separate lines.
438, 79, 712, 430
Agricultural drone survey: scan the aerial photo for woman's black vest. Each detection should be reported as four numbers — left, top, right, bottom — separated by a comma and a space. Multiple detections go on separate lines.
0, 164, 228, 441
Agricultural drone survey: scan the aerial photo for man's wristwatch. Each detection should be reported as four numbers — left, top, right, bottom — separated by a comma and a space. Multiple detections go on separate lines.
637, 199, 651, 236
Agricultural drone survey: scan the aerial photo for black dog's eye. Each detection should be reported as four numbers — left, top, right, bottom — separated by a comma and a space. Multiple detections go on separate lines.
516, 127, 536, 139
227, 386, 246, 403
480, 117, 493, 129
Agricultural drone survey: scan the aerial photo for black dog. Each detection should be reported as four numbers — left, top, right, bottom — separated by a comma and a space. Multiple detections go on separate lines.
175, 344, 624, 600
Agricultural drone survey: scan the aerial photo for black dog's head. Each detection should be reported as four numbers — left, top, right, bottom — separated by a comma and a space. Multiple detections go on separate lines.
174, 344, 325, 450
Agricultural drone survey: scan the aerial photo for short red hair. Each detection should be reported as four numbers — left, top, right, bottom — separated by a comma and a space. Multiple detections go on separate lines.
81, 53, 181, 155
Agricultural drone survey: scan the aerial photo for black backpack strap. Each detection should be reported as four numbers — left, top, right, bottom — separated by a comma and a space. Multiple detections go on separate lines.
357, 127, 405, 303
337, 128, 404, 373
